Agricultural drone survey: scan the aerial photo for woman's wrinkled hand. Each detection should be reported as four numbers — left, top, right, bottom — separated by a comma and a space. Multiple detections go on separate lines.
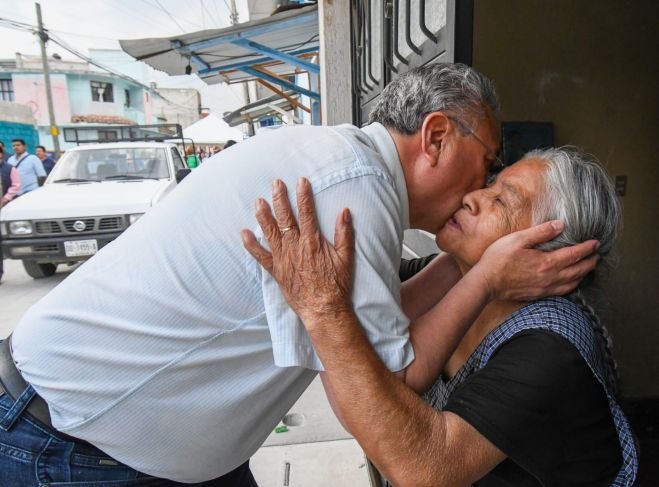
241, 178, 355, 323
475, 220, 600, 301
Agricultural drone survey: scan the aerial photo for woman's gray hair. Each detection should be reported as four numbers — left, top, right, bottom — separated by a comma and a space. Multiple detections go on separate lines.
368, 63, 500, 135
524, 147, 622, 394
527, 147, 621, 258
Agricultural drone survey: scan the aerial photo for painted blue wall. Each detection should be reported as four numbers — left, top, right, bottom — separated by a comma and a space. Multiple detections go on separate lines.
66, 73, 147, 124
0, 121, 39, 154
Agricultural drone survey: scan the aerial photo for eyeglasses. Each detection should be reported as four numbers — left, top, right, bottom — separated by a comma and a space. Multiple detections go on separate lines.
448, 116, 504, 177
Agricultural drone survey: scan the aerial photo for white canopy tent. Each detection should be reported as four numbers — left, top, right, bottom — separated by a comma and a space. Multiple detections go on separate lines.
182, 114, 244, 144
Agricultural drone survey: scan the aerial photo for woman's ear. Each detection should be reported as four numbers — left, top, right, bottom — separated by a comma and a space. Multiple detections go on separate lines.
421, 112, 451, 166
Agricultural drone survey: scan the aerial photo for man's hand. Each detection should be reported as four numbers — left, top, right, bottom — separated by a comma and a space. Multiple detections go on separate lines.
241, 178, 356, 324
473, 220, 599, 301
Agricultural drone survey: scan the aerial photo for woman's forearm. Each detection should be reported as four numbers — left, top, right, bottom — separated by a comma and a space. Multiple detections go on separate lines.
401, 265, 492, 393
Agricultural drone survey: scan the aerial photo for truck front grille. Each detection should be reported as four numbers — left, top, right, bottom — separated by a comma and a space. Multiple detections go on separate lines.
30, 216, 127, 236
33, 244, 59, 253
35, 221, 61, 234
99, 216, 123, 230
63, 219, 96, 233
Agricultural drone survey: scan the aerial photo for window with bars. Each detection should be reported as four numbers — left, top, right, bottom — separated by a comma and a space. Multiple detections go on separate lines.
0, 79, 14, 102
90, 81, 114, 102
98, 130, 118, 142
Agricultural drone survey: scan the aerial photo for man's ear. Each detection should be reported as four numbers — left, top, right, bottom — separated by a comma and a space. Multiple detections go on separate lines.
420, 112, 450, 166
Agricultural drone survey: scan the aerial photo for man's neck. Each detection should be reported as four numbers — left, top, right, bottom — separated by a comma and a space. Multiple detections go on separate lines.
386, 128, 422, 225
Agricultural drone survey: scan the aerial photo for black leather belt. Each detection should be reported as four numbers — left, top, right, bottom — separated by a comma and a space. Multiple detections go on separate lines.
0, 337, 53, 427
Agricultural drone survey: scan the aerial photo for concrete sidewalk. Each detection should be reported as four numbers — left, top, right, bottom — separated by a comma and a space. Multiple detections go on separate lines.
252, 377, 371, 486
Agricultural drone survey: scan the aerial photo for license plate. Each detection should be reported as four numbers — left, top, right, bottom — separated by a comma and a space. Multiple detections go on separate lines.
64, 239, 98, 257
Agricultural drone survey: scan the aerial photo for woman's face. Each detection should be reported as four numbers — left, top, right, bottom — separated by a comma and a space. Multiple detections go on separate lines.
435, 159, 547, 269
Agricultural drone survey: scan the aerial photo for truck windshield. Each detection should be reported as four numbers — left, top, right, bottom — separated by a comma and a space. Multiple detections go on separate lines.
49, 148, 170, 183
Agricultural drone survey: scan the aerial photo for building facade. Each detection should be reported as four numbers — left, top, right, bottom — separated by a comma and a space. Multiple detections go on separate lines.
0, 52, 200, 151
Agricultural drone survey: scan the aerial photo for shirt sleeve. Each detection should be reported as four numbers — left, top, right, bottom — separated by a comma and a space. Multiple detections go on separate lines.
261, 173, 414, 372
33, 157, 47, 177
5, 166, 20, 201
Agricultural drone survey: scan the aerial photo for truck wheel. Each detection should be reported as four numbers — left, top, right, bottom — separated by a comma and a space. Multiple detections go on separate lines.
22, 261, 58, 279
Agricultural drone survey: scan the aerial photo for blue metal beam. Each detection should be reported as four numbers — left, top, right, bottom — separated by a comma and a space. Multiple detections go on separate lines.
229, 38, 319, 74
240, 66, 319, 100
173, 10, 317, 53
197, 46, 318, 77
171, 40, 210, 71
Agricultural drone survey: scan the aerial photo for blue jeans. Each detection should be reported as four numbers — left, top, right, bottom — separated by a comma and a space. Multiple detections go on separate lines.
0, 389, 258, 486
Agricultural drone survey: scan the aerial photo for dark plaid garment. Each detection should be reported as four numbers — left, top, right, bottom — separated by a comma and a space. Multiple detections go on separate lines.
423, 297, 639, 486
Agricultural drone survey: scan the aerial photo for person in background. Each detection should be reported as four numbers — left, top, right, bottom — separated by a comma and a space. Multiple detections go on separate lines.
0, 144, 21, 284
185, 145, 200, 169
8, 139, 46, 195
0, 141, 10, 164
35, 145, 56, 175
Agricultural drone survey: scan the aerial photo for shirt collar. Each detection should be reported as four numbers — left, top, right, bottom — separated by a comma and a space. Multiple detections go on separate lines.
360, 122, 410, 230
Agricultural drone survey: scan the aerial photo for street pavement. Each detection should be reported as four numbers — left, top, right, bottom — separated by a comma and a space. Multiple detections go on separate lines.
0, 258, 372, 486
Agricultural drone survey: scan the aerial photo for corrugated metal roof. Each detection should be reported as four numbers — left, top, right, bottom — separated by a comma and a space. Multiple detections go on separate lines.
223, 91, 300, 126
120, 5, 318, 85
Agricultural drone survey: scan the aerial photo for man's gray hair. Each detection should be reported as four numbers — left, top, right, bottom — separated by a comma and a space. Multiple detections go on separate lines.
528, 147, 621, 257
368, 63, 500, 135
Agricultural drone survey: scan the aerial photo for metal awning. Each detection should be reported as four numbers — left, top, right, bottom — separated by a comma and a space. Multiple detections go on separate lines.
119, 5, 319, 91
223, 91, 301, 127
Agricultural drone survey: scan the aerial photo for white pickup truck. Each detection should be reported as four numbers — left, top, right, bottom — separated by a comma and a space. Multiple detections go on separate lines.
0, 140, 191, 278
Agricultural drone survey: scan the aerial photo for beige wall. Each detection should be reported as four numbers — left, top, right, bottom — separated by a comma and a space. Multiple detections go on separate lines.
473, 0, 659, 397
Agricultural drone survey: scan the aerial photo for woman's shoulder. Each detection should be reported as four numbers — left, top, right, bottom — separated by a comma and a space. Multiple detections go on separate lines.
499, 296, 594, 337
479, 297, 600, 370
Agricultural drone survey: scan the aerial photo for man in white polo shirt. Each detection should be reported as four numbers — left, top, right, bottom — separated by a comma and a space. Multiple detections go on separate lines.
0, 64, 596, 486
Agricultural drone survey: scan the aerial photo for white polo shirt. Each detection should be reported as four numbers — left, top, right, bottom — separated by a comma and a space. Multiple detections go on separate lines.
12, 123, 414, 482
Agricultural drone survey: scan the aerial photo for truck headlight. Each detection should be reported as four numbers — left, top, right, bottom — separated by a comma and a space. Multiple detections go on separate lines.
9, 221, 33, 235
128, 213, 144, 225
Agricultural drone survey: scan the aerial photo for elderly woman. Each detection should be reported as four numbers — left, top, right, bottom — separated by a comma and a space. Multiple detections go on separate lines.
243, 148, 638, 486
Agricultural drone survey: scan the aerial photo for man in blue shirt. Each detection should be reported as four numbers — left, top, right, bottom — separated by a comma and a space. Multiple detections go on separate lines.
8, 139, 46, 195
36, 145, 56, 175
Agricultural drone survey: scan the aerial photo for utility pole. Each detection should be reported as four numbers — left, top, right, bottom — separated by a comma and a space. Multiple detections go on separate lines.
35, 2, 61, 155
228, 0, 254, 135
228, 0, 239, 25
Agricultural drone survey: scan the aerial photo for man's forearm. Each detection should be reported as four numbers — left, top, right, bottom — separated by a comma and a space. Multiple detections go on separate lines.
306, 307, 447, 486
401, 253, 461, 320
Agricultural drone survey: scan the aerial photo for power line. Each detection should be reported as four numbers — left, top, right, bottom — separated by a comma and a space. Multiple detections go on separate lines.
153, 0, 186, 33
213, 0, 225, 26
200, 0, 220, 27
139, 0, 204, 31
0, 17, 37, 33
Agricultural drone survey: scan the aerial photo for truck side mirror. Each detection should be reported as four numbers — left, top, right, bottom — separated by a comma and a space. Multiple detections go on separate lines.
176, 168, 191, 183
